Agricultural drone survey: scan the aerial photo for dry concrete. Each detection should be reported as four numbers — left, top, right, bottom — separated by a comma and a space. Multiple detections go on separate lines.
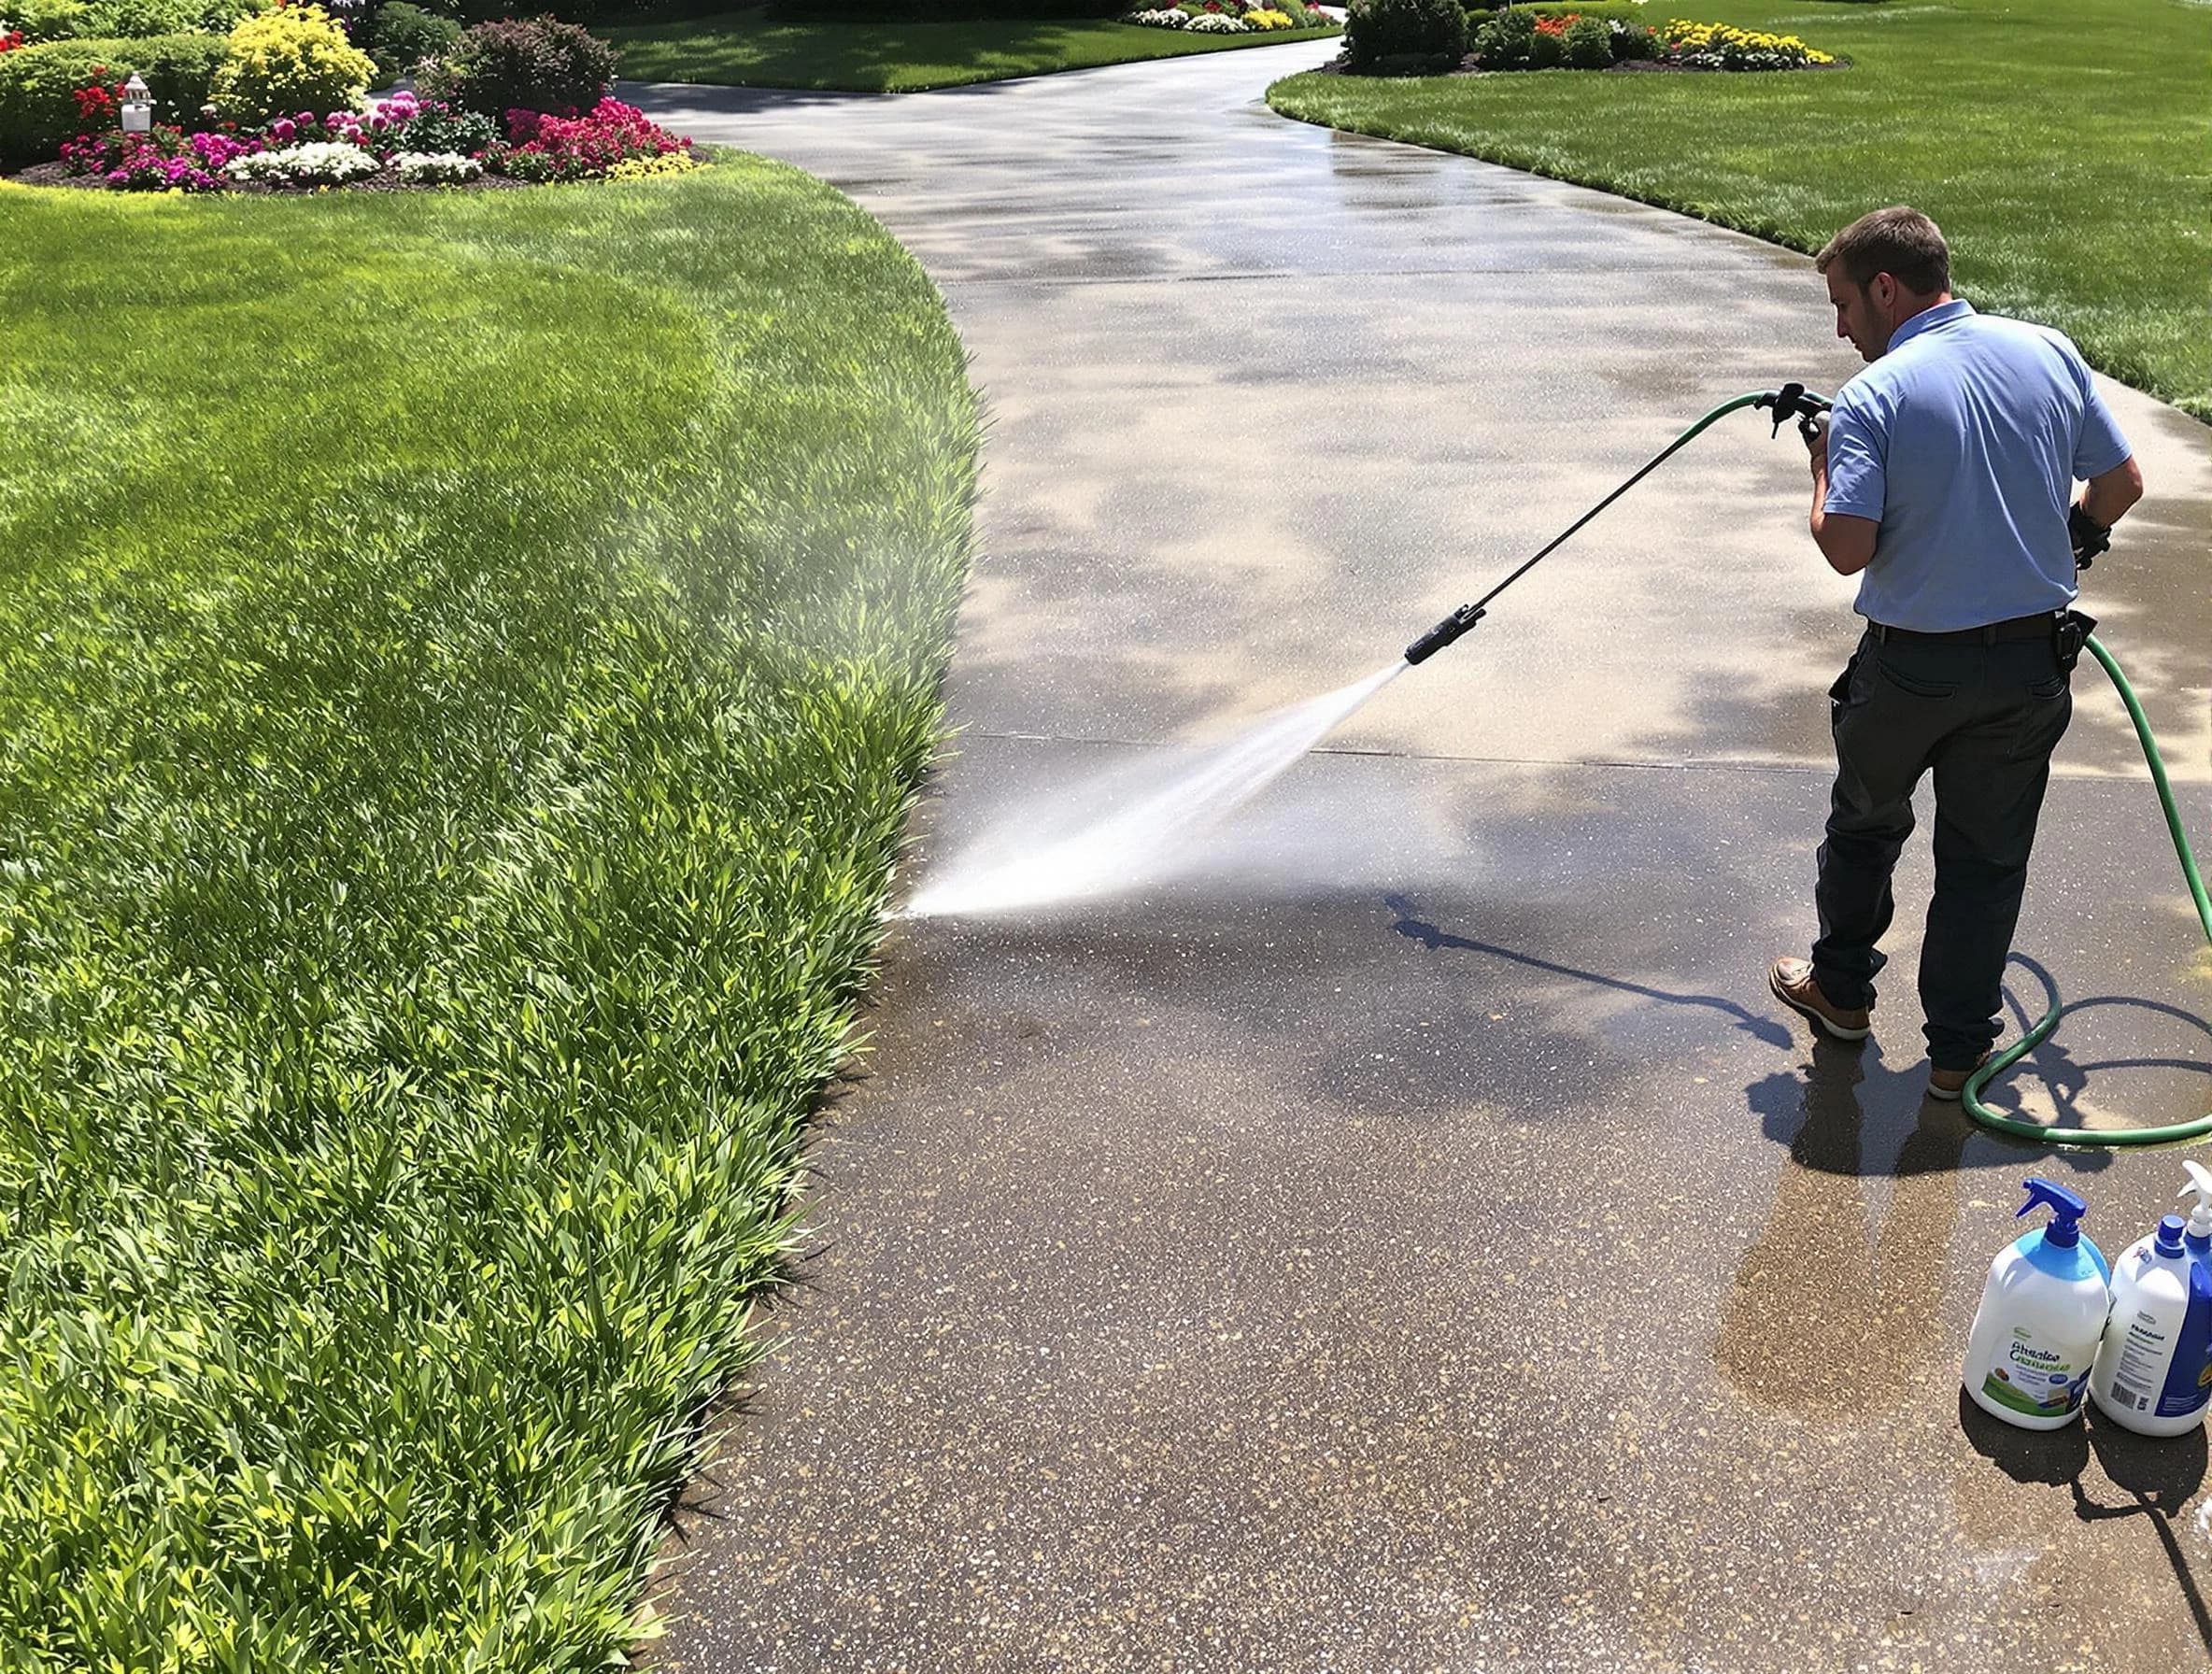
630, 42, 2212, 1673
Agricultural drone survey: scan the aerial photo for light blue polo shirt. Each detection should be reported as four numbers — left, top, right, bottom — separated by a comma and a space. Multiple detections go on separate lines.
1823, 299, 2134, 632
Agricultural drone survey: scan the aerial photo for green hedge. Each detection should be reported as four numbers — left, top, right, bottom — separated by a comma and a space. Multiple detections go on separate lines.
0, 32, 225, 165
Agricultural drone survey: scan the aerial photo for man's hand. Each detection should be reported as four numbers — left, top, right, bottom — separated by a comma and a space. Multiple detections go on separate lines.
1804, 412, 1830, 481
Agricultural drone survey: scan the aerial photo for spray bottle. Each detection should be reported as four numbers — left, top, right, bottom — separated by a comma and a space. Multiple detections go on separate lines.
1962, 1178, 2111, 1430
2090, 1213, 2212, 1435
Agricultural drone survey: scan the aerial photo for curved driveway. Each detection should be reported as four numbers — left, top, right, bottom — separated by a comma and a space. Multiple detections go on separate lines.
633, 45, 2212, 1673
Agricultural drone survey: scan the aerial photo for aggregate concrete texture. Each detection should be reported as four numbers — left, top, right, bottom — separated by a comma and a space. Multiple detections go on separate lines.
631, 43, 2212, 1674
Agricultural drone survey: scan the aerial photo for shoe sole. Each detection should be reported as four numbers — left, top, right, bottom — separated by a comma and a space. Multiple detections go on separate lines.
1926, 1081, 1966, 1102
1768, 968, 1873, 1042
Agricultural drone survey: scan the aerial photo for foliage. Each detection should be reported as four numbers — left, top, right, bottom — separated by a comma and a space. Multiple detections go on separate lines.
1562, 11, 1609, 64
0, 151, 980, 1668
388, 94, 496, 155
5, 0, 256, 41
209, 2, 376, 127
0, 31, 222, 163
1466, 0, 1529, 64
1343, 0, 1466, 71
368, 0, 462, 74
1184, 9, 1246, 27
490, 93, 685, 179
417, 15, 616, 120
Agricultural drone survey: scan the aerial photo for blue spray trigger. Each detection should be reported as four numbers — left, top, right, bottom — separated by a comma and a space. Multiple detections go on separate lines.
2019, 1177, 2088, 1247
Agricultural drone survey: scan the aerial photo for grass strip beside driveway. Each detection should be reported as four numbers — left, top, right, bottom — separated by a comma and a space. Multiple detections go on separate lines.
1268, 0, 2210, 419
0, 157, 977, 1667
609, 7, 1340, 91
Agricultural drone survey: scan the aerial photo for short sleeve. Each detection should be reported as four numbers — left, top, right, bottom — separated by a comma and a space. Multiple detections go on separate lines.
2072, 364, 2133, 480
1822, 384, 1887, 521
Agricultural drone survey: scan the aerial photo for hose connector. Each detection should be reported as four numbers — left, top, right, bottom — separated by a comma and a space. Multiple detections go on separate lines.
1404, 603, 1485, 665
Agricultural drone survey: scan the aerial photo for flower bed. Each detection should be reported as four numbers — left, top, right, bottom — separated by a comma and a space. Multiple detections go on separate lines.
1121, 0, 1333, 34
1464, 6, 1837, 70
10, 80, 697, 192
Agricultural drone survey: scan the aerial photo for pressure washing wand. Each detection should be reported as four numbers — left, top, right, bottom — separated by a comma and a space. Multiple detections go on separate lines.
1395, 382, 2212, 1150
1403, 385, 1833, 664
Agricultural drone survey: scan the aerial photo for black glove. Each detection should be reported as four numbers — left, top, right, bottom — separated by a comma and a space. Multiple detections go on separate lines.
2068, 504, 2111, 569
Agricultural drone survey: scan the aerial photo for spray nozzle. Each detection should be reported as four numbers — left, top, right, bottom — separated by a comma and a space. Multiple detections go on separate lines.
2018, 1176, 2088, 1247
1403, 603, 1486, 666
2178, 1161, 2212, 1241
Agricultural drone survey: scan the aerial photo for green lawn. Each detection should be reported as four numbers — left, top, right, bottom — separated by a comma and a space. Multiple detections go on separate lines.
0, 158, 977, 1667
1269, 0, 2211, 419
609, 6, 1341, 92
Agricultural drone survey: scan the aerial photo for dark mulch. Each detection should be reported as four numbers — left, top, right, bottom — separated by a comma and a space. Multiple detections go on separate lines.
6, 160, 537, 193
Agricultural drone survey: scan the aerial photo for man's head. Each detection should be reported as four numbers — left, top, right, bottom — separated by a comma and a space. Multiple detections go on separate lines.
1816, 206, 1952, 362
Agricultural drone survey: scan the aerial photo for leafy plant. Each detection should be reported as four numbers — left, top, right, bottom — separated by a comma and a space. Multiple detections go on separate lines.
209, 2, 376, 127
491, 93, 684, 179
369, 0, 461, 75
1344, 0, 1467, 71
1563, 10, 1608, 64
0, 31, 223, 163
1468, 1, 1532, 65
417, 14, 616, 120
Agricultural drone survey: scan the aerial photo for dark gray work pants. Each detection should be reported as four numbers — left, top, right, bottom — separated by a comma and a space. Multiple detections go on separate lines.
1810, 623, 2073, 1071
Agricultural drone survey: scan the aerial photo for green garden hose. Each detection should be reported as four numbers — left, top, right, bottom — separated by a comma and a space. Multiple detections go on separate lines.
1405, 386, 2212, 1149
1962, 634, 2212, 1147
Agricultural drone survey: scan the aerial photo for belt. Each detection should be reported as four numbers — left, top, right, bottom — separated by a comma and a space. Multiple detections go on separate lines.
1867, 612, 2060, 646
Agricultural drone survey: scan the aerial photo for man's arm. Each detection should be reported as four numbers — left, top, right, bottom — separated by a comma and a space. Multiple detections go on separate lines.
1808, 420, 1879, 575
2080, 455, 2144, 529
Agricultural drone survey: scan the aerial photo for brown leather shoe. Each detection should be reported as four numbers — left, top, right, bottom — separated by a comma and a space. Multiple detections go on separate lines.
1767, 956, 1872, 1042
1927, 1054, 1993, 1101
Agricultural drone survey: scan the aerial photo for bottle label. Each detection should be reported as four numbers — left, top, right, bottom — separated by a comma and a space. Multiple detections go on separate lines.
1979, 1328, 2091, 1418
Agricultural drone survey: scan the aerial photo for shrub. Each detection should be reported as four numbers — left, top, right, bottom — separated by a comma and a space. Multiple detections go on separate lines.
1563, 11, 1609, 64
368, 0, 461, 74
1527, 21, 1564, 63
1468, 2, 1532, 65
389, 96, 494, 155
209, 3, 376, 127
6, 0, 253, 38
1344, 0, 1466, 72
417, 15, 614, 121
0, 31, 223, 163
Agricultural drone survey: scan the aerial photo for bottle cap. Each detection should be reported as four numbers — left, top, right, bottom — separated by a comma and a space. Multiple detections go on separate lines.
2019, 1177, 2087, 1248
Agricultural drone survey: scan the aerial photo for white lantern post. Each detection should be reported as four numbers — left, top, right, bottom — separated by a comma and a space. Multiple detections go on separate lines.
121, 73, 152, 134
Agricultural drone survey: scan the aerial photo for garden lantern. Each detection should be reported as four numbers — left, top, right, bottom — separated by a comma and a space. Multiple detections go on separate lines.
121, 74, 151, 134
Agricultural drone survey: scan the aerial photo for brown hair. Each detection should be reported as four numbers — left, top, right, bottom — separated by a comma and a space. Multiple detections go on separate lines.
1815, 206, 1950, 298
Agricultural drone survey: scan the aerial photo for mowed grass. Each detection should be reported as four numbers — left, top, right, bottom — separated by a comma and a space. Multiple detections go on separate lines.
0, 158, 976, 1667
608, 5, 1340, 91
1269, 0, 2211, 418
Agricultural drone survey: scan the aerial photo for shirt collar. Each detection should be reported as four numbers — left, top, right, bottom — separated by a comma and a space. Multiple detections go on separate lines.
1886, 297, 1974, 352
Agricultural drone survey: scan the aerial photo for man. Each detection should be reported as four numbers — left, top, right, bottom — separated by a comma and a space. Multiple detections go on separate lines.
1767, 206, 2145, 1099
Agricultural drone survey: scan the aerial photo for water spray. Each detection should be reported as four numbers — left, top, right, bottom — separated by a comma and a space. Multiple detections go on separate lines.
910, 382, 2211, 1149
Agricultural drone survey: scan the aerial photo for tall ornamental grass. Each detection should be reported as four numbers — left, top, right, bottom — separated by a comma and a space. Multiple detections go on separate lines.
0, 156, 978, 1667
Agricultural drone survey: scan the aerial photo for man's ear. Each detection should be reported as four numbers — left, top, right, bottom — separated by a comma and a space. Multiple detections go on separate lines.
1868, 272, 1897, 314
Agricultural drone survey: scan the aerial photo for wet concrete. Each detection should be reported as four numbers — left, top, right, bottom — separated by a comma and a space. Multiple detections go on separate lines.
631, 44, 2212, 1673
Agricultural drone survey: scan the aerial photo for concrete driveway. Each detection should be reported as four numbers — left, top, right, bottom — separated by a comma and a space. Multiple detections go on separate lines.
631, 42, 2212, 1673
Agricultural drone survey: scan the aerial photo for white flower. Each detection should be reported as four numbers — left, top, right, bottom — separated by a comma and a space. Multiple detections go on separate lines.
224, 142, 381, 185
389, 149, 481, 184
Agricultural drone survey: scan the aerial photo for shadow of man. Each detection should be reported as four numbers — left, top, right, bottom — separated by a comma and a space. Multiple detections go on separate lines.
1718, 1037, 1978, 1418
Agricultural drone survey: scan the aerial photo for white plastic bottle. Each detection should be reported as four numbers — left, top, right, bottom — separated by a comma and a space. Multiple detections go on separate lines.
2110, 1161, 2212, 1271
1962, 1178, 2111, 1430
2090, 1213, 2212, 1437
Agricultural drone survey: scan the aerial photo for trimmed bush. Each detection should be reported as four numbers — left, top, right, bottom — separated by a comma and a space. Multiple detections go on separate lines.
1563, 11, 1609, 64
0, 32, 224, 164
370, 0, 463, 74
1344, 0, 1466, 72
12, 0, 257, 40
1468, 2, 1531, 65
209, 3, 376, 127
418, 16, 616, 120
